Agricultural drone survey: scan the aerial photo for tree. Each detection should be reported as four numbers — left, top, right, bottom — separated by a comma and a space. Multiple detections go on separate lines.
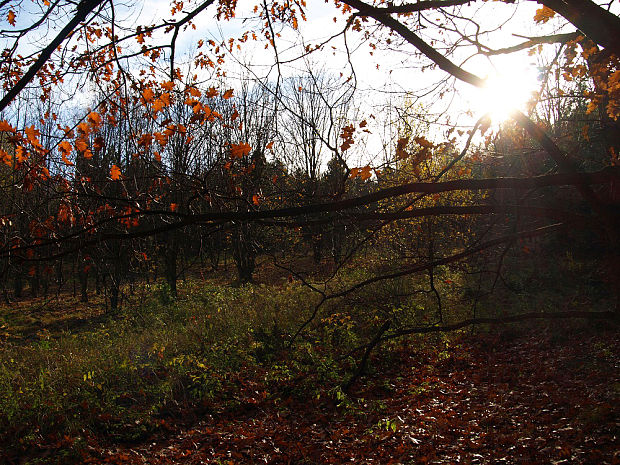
0, 0, 617, 329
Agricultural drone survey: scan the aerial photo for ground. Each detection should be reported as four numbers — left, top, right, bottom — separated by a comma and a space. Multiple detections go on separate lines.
74, 328, 618, 465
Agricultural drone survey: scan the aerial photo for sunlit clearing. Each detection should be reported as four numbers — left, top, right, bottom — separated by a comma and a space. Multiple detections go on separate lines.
477, 69, 539, 123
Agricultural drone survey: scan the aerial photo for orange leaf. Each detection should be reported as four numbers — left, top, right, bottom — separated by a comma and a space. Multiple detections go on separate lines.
160, 92, 171, 106
87, 112, 102, 128
359, 166, 372, 181
110, 164, 121, 180
152, 99, 165, 113
534, 6, 555, 23
0, 120, 15, 132
142, 87, 155, 103
206, 87, 218, 98
266, 141, 274, 150
170, 203, 178, 211
77, 122, 91, 136
230, 142, 251, 159
59, 141, 73, 165
161, 81, 175, 91
222, 89, 234, 99
252, 194, 260, 206
24, 126, 41, 146
7, 10, 16, 26
188, 87, 201, 97
75, 139, 88, 152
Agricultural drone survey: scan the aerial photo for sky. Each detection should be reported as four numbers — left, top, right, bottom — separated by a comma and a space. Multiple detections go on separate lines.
0, 0, 579, 167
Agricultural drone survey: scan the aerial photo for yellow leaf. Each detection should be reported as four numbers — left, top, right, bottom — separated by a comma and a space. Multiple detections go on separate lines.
533, 6, 555, 24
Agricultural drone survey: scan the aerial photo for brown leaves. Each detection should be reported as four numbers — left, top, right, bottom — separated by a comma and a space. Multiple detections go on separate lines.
340, 124, 355, 152
395, 137, 410, 160
350, 165, 372, 181
7, 10, 16, 26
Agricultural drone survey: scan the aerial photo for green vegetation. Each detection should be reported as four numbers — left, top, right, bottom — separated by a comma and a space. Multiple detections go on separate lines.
0, 248, 614, 463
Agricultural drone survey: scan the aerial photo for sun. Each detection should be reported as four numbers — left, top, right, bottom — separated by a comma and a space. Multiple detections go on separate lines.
476, 68, 540, 123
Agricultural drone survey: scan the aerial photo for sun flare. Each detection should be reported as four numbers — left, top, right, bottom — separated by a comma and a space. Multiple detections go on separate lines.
476, 68, 540, 123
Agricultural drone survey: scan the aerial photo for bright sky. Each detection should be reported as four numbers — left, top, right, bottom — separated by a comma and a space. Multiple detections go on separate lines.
0, 0, 567, 166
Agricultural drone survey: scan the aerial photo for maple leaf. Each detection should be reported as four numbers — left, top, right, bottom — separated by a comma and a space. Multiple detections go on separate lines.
0, 149, 10, 166
206, 87, 218, 98
87, 112, 102, 128
534, 6, 556, 24
359, 166, 372, 181
77, 122, 91, 136
58, 141, 74, 165
266, 141, 274, 150
7, 10, 16, 26
222, 89, 234, 99
230, 142, 251, 158
161, 81, 175, 91
24, 126, 41, 147
252, 194, 260, 206
170, 203, 178, 211
138, 133, 153, 148
0, 120, 15, 132
154, 132, 167, 146
152, 99, 165, 113
154, 152, 161, 162
93, 136, 104, 151
110, 164, 121, 180
160, 92, 171, 106
15, 146, 27, 163
396, 137, 410, 159
142, 87, 155, 103
188, 87, 201, 97
75, 139, 88, 152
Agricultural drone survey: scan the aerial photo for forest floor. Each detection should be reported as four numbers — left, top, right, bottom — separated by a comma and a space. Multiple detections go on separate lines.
65, 327, 618, 465
2, 258, 618, 465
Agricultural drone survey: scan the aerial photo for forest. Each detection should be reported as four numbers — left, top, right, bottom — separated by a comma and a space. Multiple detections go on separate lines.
0, 0, 618, 463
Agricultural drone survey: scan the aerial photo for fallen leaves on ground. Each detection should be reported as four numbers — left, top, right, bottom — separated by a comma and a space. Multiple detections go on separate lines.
77, 329, 618, 465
